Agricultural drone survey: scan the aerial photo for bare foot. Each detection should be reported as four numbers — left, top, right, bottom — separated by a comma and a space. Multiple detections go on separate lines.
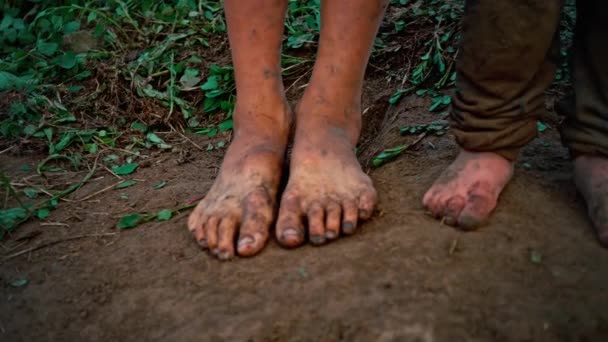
423, 149, 514, 229
275, 101, 377, 247
574, 155, 608, 247
187, 100, 291, 260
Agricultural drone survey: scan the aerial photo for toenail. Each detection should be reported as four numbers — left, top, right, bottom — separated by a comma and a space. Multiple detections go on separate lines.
281, 228, 302, 239
458, 215, 482, 231
342, 222, 356, 234
238, 236, 255, 248
218, 250, 233, 261
212, 248, 220, 255
444, 216, 456, 226
198, 239, 208, 249
325, 231, 337, 240
310, 235, 326, 245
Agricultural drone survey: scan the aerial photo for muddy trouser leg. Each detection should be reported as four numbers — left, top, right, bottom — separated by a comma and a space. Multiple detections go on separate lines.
558, 1, 608, 157
451, 0, 563, 161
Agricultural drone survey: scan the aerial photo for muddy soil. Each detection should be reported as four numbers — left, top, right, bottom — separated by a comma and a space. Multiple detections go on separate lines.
1, 80, 608, 341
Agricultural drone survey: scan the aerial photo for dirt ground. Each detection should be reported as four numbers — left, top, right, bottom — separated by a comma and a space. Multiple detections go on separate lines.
2, 76, 608, 341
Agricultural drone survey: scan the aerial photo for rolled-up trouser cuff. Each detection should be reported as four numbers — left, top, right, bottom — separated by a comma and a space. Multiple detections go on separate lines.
452, 117, 538, 161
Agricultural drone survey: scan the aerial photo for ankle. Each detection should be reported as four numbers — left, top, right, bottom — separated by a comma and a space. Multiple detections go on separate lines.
233, 96, 293, 136
295, 95, 362, 145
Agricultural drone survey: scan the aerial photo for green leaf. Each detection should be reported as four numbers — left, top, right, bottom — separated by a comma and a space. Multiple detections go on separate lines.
10, 279, 28, 288
537, 121, 550, 133
530, 250, 543, 264
180, 68, 201, 88
156, 209, 173, 221
201, 75, 219, 90
153, 181, 167, 189
146, 133, 171, 149
389, 90, 404, 105
87, 11, 97, 24
117, 213, 143, 229
63, 21, 81, 34
54, 133, 74, 152
202, 97, 220, 112
218, 119, 233, 132
55, 52, 78, 69
85, 143, 98, 154
36, 208, 50, 220
0, 207, 28, 231
130, 122, 148, 132
116, 180, 137, 189
37, 41, 59, 56
23, 187, 39, 199
205, 89, 224, 98
112, 163, 139, 175
146, 133, 165, 144
372, 145, 409, 168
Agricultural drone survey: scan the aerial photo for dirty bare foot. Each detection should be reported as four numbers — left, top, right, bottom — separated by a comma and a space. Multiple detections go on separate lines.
275, 97, 377, 247
187, 99, 291, 260
423, 149, 514, 229
574, 155, 608, 247
273, 0, 386, 247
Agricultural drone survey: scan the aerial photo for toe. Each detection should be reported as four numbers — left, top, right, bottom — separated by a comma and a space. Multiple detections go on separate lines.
458, 194, 495, 230
443, 196, 465, 226
422, 188, 444, 218
341, 199, 359, 235
358, 189, 377, 220
325, 201, 341, 240
307, 201, 326, 245
217, 216, 239, 260
276, 193, 305, 248
187, 203, 206, 242
205, 216, 220, 252
598, 229, 608, 247
237, 189, 272, 257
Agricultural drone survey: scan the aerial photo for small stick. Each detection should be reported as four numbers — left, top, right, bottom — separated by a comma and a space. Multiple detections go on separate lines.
40, 222, 70, 227
102, 164, 123, 180
0, 146, 15, 155
76, 180, 123, 202
449, 238, 459, 255
169, 123, 203, 151
3, 233, 117, 261
285, 69, 311, 93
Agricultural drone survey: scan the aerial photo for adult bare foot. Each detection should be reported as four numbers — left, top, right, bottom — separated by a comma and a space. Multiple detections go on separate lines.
275, 99, 377, 247
187, 100, 291, 260
423, 149, 514, 229
574, 155, 608, 247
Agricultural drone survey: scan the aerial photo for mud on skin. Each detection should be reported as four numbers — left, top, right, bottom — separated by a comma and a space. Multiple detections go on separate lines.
423, 149, 514, 229
574, 155, 608, 246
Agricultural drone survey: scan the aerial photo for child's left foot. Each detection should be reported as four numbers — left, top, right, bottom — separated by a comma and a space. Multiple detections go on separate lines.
574, 155, 608, 247
275, 91, 377, 247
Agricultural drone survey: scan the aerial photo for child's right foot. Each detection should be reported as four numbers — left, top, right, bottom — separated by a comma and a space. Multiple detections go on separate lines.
187, 99, 291, 260
423, 149, 514, 229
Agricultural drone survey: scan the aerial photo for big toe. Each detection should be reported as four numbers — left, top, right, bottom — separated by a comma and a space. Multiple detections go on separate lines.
236, 189, 273, 257
358, 189, 377, 220
276, 194, 306, 248
457, 194, 496, 230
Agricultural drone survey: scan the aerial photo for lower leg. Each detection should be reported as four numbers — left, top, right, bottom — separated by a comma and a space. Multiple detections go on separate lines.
187, 0, 291, 260
275, 0, 388, 247
423, 0, 562, 229
562, 0, 608, 246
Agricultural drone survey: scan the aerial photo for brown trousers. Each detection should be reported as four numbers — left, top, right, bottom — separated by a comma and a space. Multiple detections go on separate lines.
451, 0, 608, 160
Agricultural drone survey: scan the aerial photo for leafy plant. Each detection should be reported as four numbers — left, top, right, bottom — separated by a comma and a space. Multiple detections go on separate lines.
400, 119, 449, 136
